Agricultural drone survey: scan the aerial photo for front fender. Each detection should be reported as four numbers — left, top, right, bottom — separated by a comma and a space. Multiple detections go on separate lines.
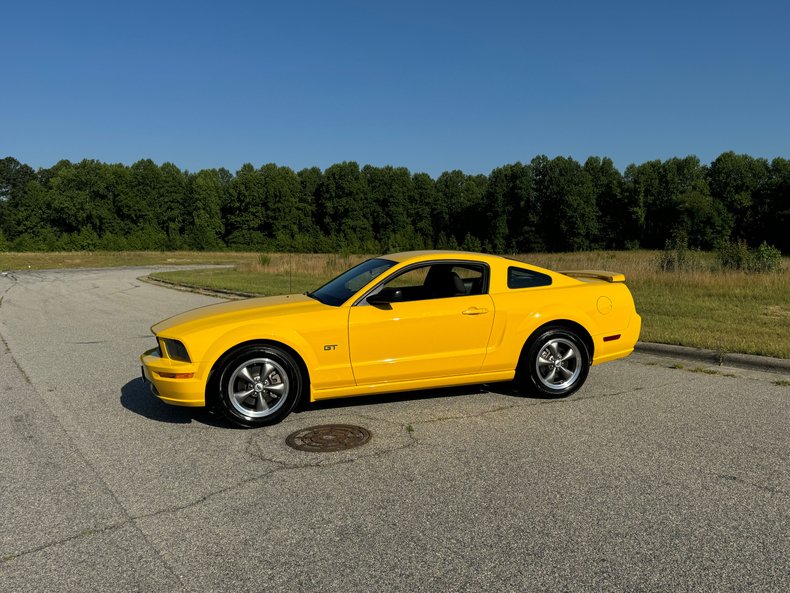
195, 309, 356, 395
201, 323, 321, 380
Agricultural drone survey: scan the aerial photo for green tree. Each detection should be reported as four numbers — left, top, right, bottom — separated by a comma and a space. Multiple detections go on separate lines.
0, 157, 36, 240
622, 161, 660, 247
296, 167, 323, 250
657, 157, 712, 247
316, 162, 374, 250
675, 190, 732, 249
485, 163, 535, 252
750, 158, 790, 252
45, 160, 125, 238
410, 172, 438, 248
259, 164, 303, 248
187, 169, 225, 249
225, 163, 266, 247
532, 156, 597, 251
6, 180, 52, 241
159, 162, 189, 246
708, 152, 769, 241
435, 171, 487, 248
585, 156, 642, 249
364, 165, 415, 251
123, 159, 162, 232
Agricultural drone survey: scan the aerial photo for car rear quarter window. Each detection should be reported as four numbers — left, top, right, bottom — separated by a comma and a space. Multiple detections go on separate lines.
508, 267, 552, 289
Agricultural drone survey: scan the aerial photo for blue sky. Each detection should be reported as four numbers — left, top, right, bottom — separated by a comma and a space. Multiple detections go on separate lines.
2, 0, 788, 176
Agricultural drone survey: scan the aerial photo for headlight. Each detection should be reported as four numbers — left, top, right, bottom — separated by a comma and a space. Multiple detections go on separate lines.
161, 338, 191, 363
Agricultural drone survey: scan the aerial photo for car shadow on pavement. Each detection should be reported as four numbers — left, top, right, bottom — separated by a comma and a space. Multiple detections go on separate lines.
293, 381, 527, 416
121, 376, 537, 426
120, 377, 232, 427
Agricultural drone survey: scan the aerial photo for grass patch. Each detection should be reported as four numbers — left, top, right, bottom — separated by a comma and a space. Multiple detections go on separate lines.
774, 380, 790, 387
152, 268, 327, 296
0, 251, 261, 270
689, 367, 720, 375
148, 253, 368, 296
686, 367, 736, 377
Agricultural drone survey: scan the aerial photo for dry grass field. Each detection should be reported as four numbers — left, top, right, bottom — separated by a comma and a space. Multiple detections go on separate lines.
0, 250, 256, 270
1, 250, 787, 358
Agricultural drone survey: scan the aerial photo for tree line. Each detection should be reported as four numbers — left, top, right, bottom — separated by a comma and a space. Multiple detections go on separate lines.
0, 152, 787, 254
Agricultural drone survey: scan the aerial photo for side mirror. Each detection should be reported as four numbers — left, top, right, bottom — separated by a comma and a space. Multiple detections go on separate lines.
367, 294, 390, 306
367, 288, 402, 306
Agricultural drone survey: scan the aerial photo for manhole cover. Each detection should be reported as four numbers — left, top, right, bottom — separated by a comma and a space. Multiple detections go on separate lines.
285, 424, 372, 452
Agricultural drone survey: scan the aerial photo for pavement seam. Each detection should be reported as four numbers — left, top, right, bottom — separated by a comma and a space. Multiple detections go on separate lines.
1, 521, 128, 564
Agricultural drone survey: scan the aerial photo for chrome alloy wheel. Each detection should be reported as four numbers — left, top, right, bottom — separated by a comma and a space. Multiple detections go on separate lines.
535, 337, 582, 391
227, 357, 290, 418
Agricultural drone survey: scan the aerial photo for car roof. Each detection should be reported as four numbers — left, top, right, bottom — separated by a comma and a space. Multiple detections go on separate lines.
383, 250, 504, 264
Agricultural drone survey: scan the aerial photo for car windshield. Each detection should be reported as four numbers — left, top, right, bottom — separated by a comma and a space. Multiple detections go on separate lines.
307, 258, 396, 306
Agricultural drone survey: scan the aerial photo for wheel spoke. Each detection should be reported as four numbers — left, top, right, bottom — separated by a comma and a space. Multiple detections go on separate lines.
255, 395, 269, 412
560, 349, 577, 362
266, 382, 286, 397
538, 356, 552, 366
260, 362, 275, 381
557, 365, 573, 379
238, 366, 256, 385
548, 341, 560, 358
233, 388, 254, 404
544, 368, 557, 383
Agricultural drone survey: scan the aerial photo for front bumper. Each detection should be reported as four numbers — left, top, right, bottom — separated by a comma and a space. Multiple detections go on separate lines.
140, 347, 205, 407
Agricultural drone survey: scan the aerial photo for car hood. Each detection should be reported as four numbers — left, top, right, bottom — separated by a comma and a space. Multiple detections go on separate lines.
151, 294, 327, 335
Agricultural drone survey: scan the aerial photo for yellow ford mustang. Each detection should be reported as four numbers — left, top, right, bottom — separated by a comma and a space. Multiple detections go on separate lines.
141, 251, 641, 427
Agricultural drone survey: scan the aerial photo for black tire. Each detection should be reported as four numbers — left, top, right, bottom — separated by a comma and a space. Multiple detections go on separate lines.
215, 345, 303, 427
518, 327, 590, 398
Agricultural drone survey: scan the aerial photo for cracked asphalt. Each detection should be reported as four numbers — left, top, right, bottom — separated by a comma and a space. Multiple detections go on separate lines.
1, 267, 788, 593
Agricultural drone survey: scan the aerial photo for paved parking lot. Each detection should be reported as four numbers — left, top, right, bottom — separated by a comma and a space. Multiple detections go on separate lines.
1, 267, 788, 592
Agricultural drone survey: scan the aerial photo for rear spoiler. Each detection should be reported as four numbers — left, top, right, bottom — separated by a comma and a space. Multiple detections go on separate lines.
559, 270, 626, 283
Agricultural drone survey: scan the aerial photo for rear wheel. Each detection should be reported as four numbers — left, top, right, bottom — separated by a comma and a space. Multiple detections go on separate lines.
216, 345, 303, 427
519, 327, 589, 397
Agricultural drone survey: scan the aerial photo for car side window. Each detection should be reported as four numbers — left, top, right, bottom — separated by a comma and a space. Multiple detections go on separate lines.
373, 263, 487, 303
508, 267, 552, 288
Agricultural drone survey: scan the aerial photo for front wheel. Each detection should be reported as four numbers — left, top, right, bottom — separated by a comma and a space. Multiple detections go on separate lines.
215, 345, 303, 427
519, 327, 589, 398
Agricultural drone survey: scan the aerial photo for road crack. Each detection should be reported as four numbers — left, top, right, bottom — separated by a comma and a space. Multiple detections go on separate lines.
712, 473, 788, 497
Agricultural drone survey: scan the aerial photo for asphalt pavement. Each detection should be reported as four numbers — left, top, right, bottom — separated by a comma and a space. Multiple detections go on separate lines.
0, 267, 788, 592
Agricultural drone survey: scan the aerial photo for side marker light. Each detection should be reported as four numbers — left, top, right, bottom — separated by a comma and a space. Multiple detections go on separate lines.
157, 372, 195, 379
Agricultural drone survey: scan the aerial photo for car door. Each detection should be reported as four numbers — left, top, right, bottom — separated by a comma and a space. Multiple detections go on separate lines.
348, 262, 495, 385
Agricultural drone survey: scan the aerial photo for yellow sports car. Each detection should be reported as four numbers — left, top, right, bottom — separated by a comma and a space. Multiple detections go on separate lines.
141, 251, 641, 427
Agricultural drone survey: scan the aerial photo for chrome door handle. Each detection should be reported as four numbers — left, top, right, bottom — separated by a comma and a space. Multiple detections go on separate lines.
462, 307, 489, 315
